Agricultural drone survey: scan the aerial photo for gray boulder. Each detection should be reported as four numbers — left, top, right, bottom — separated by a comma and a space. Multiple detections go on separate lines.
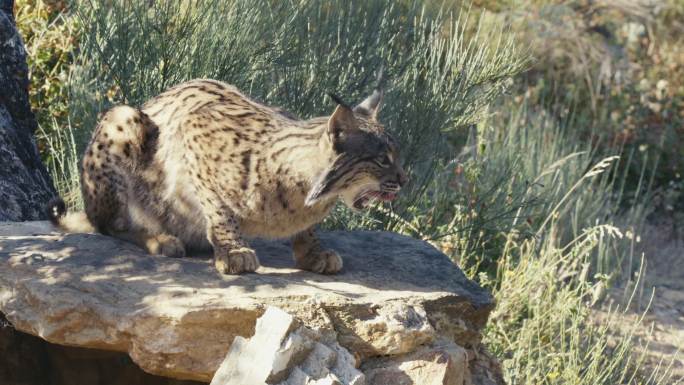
0, 221, 502, 384
0, 0, 57, 221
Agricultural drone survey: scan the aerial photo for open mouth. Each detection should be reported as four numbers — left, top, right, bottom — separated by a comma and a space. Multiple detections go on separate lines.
353, 190, 398, 210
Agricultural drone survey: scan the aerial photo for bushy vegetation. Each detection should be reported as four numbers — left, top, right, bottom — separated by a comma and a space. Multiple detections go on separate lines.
488, 0, 684, 219
16, 0, 81, 203
16, 0, 78, 129
16, 0, 682, 383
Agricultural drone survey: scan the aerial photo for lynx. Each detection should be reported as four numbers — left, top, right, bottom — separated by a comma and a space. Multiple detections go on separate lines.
48, 78, 407, 275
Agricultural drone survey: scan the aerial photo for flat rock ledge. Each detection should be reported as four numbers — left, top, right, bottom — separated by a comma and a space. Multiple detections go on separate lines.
0, 221, 502, 385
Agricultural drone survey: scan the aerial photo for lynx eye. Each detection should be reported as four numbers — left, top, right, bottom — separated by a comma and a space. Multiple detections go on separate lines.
376, 154, 392, 168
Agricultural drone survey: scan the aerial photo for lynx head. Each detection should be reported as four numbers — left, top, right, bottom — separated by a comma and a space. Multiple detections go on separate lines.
306, 89, 408, 210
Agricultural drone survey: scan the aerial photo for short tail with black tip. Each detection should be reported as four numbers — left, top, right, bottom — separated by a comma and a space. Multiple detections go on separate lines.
46, 197, 96, 233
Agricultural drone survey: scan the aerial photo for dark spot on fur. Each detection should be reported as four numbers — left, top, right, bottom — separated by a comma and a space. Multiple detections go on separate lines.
239, 150, 251, 190
276, 180, 289, 209
117, 125, 123, 132
240, 152, 251, 167
140, 122, 159, 165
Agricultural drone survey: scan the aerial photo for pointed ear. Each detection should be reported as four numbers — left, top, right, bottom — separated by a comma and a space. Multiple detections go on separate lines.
353, 88, 383, 119
327, 104, 357, 144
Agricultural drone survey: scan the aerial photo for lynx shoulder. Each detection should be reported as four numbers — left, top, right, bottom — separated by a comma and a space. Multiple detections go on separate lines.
48, 79, 407, 275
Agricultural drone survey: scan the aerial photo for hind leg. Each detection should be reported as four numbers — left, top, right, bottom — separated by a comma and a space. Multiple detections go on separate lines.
109, 229, 186, 258
81, 105, 185, 258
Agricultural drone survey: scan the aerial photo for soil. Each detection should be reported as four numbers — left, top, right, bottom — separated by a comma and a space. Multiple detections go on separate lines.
598, 220, 684, 384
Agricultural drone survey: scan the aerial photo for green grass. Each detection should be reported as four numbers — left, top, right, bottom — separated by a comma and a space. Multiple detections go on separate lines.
65, 0, 528, 221
36, 118, 82, 208
483, 224, 667, 385
19, 0, 678, 384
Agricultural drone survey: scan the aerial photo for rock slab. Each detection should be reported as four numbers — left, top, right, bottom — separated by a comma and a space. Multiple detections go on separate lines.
0, 221, 496, 383
363, 341, 469, 385
210, 307, 364, 385
0, 313, 203, 385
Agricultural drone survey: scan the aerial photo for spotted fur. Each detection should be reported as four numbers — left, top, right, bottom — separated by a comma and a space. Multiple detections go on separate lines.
48, 79, 407, 274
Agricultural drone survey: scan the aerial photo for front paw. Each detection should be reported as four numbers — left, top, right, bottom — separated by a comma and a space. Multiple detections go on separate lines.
296, 249, 343, 275
215, 247, 260, 274
146, 234, 186, 258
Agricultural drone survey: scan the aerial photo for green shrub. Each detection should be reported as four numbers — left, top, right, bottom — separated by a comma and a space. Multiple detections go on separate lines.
66, 0, 528, 225
482, 1, 684, 209
484, 223, 673, 385
16, 0, 80, 205
16, 0, 78, 140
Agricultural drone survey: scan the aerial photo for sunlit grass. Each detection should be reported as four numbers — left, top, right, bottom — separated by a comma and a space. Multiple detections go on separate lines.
483, 224, 674, 385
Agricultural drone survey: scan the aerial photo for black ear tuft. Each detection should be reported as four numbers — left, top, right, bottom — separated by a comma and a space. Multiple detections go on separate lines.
328, 93, 351, 109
